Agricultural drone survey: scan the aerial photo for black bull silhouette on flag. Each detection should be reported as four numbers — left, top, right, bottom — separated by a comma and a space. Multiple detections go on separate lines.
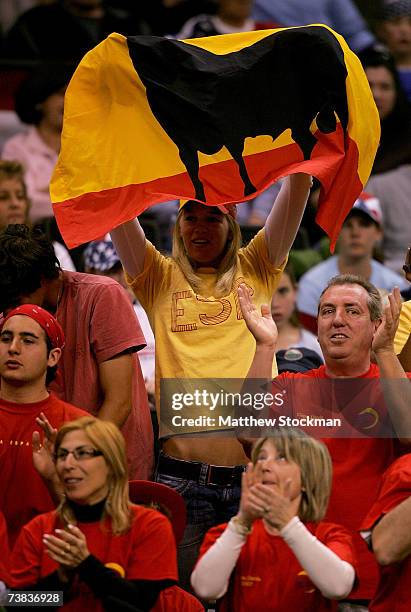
127, 26, 349, 202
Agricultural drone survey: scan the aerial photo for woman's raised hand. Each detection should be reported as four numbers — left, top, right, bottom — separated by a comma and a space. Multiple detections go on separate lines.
32, 412, 58, 483
237, 283, 278, 349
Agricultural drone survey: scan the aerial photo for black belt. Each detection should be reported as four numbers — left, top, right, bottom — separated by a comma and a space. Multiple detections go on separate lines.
158, 453, 245, 486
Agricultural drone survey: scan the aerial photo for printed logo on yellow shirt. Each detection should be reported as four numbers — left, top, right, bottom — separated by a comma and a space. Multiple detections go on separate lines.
171, 278, 252, 332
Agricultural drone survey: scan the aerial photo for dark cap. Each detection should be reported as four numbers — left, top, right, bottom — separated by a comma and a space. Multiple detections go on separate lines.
276, 347, 323, 374
83, 236, 120, 272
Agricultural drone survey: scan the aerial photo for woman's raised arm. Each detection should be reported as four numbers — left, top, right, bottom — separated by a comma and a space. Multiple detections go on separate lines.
264, 173, 312, 267
110, 218, 146, 278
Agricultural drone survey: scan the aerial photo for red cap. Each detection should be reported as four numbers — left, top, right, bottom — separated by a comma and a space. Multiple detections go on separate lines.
2, 304, 65, 349
128, 480, 186, 543
179, 199, 237, 219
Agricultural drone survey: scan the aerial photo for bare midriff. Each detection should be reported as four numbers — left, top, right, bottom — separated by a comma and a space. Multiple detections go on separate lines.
162, 436, 249, 466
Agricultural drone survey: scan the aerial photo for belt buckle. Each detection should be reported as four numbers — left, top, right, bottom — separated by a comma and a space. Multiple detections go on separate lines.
206, 465, 234, 486
206, 465, 243, 486
206, 465, 216, 485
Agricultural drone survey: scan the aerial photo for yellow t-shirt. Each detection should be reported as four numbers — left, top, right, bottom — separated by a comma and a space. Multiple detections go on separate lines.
128, 230, 284, 434
394, 300, 411, 372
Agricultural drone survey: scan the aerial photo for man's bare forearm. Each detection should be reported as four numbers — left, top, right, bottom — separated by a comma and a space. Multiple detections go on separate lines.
98, 399, 131, 428
375, 349, 411, 443
372, 495, 411, 565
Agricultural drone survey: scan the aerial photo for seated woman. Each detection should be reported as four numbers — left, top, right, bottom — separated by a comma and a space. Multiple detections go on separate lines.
191, 428, 357, 611
9, 417, 178, 611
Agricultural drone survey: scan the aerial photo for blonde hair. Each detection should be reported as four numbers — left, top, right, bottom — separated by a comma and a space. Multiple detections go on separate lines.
252, 427, 332, 523
172, 206, 242, 297
55, 416, 133, 535
0, 160, 30, 227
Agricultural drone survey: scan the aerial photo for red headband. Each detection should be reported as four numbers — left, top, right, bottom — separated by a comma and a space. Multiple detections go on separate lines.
2, 304, 65, 349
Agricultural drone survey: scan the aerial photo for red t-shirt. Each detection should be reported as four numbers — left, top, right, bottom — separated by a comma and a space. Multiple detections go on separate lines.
10, 505, 178, 611
361, 454, 411, 611
198, 519, 356, 612
153, 585, 203, 611
0, 393, 87, 547
50, 271, 154, 480
0, 511, 10, 584
273, 363, 411, 599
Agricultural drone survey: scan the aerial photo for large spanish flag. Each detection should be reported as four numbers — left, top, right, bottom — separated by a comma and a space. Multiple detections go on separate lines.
51, 24, 380, 249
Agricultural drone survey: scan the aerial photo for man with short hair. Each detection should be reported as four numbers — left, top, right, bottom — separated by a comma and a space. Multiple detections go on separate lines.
297, 194, 407, 332
0, 224, 154, 480
238, 274, 411, 602
0, 304, 87, 546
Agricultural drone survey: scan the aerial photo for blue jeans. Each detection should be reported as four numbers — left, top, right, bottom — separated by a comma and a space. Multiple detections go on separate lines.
155, 457, 242, 592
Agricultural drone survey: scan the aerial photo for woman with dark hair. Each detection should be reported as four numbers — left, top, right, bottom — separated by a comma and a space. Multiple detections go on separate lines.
191, 428, 357, 610
360, 48, 411, 274
9, 416, 178, 611
2, 63, 75, 222
359, 47, 411, 174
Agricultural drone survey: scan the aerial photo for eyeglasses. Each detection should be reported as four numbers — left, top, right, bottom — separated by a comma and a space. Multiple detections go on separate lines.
403, 248, 411, 274
54, 446, 103, 462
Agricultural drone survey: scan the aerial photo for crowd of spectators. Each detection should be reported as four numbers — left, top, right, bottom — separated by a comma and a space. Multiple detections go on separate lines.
1, 1, 411, 611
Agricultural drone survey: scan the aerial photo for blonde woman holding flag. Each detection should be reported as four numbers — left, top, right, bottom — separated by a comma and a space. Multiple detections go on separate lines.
111, 172, 312, 587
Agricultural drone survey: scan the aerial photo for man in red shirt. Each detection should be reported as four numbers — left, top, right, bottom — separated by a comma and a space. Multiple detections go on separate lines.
361, 454, 411, 611
238, 273, 411, 602
0, 304, 87, 546
0, 224, 154, 479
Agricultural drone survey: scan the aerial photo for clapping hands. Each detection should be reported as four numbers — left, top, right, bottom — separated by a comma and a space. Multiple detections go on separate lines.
43, 524, 90, 583
372, 287, 402, 355
237, 462, 296, 531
